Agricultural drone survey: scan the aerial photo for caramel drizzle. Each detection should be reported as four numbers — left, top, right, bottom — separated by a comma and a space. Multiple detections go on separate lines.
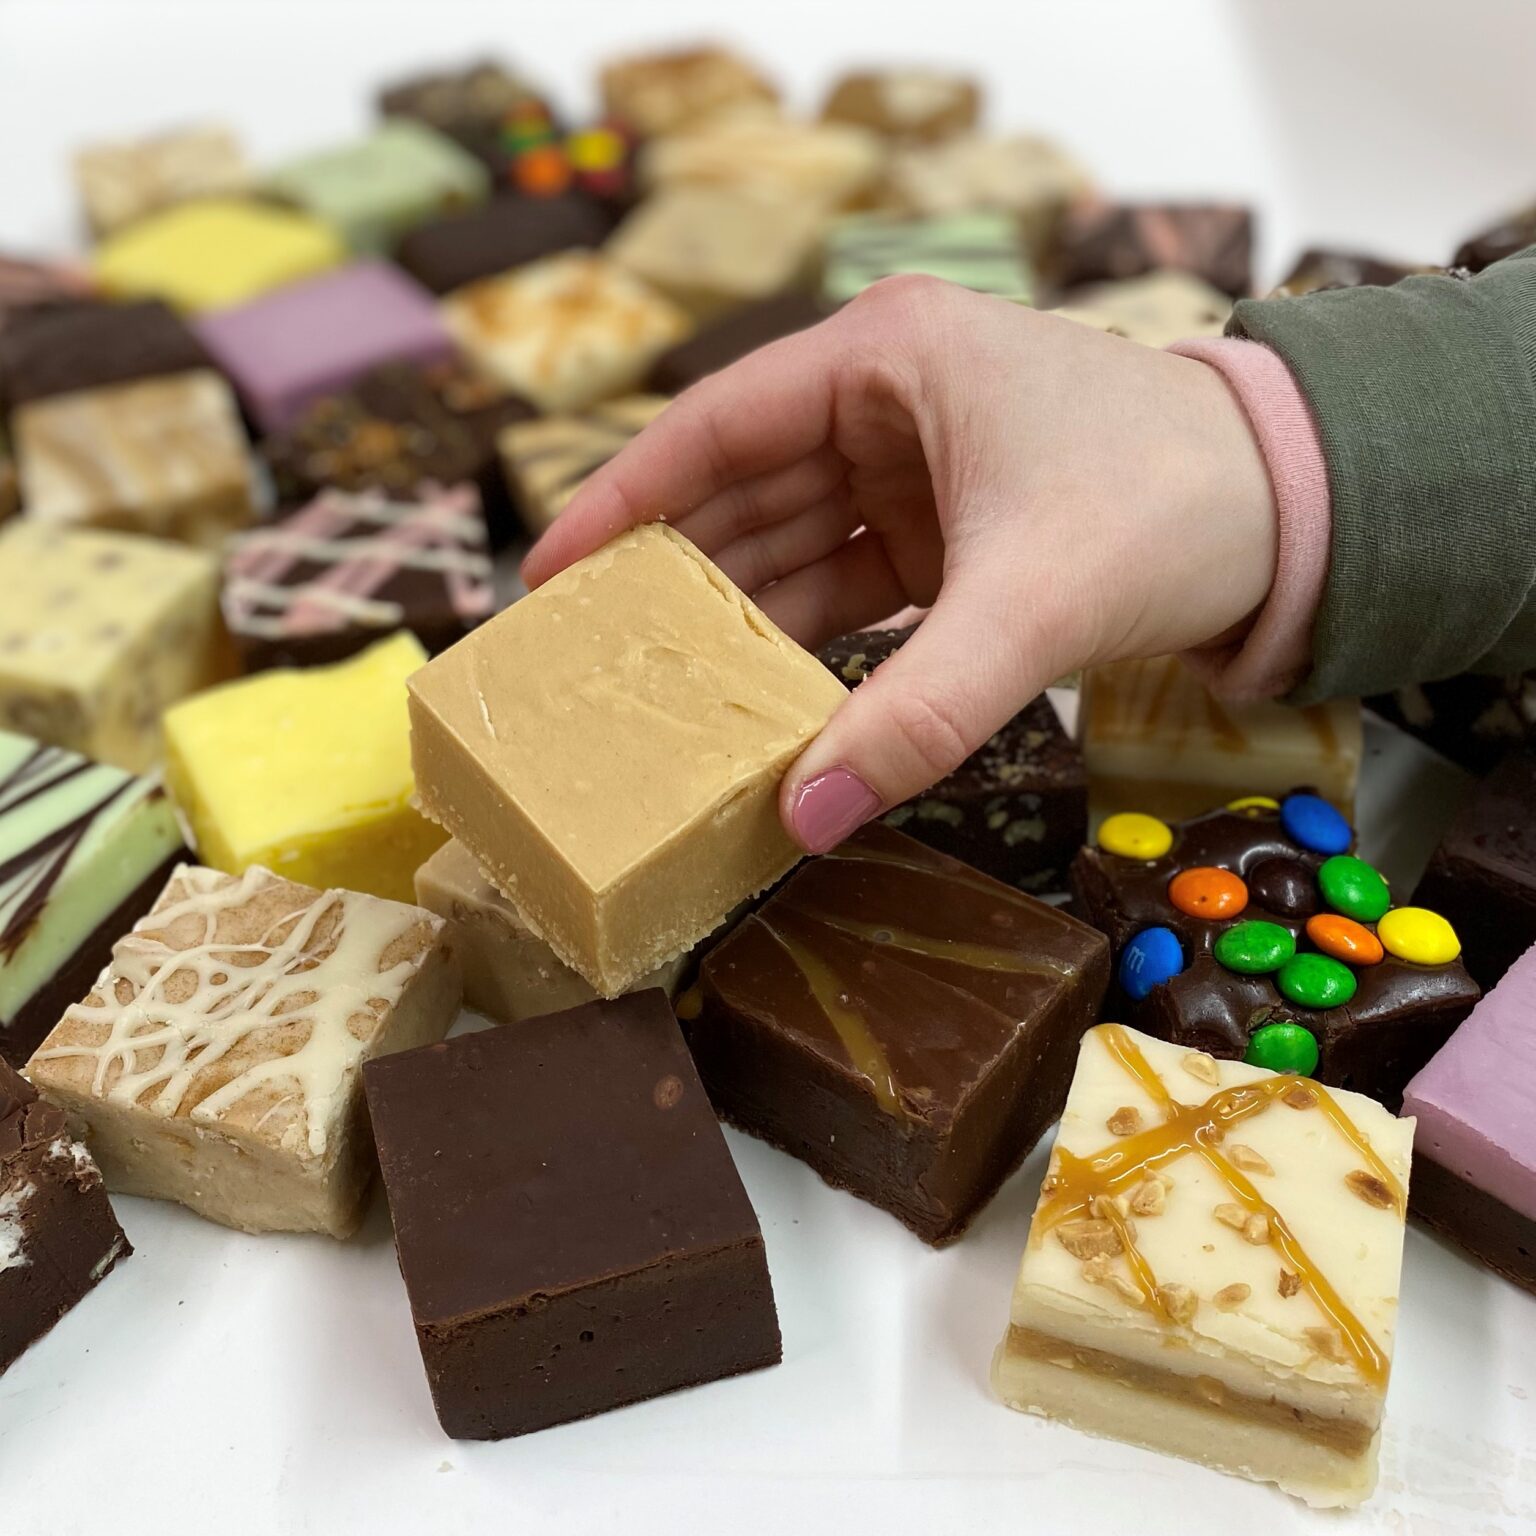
798, 910, 1077, 979
1035, 1026, 1401, 1386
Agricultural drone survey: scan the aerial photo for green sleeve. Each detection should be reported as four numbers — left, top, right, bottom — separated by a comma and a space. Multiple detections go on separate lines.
1226, 248, 1536, 703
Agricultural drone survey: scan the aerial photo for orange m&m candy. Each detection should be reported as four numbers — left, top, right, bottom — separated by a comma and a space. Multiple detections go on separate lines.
1305, 913, 1384, 966
1168, 866, 1249, 920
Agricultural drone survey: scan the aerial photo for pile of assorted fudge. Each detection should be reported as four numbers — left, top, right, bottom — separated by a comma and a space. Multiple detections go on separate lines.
3, 42, 1535, 1513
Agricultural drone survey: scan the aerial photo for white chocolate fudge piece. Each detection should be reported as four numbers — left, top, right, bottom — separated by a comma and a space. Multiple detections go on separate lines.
599, 47, 779, 138
1080, 655, 1361, 825
1051, 270, 1232, 349
27, 864, 461, 1237
993, 1024, 1413, 1508
821, 70, 980, 144
74, 123, 250, 238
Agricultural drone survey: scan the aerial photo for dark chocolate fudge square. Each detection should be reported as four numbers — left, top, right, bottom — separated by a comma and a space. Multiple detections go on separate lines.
817, 626, 1085, 893
1, 1058, 131, 1374
1368, 670, 1536, 774
683, 823, 1110, 1245
1070, 793, 1480, 1106
1273, 247, 1437, 297
379, 59, 557, 177
364, 992, 780, 1439
1053, 202, 1253, 298
1414, 750, 1536, 990
648, 291, 832, 394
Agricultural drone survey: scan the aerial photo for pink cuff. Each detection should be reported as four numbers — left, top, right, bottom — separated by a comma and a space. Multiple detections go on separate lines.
1166, 337, 1332, 699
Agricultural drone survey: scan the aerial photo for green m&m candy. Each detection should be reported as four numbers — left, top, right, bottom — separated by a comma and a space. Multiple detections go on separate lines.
1317, 854, 1390, 923
1213, 919, 1295, 975
1277, 951, 1357, 1009
1245, 1021, 1320, 1076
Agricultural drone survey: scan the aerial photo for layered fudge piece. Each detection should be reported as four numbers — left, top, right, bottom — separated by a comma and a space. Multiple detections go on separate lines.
1054, 202, 1254, 298
822, 210, 1032, 304
1367, 670, 1536, 774
365, 992, 780, 1438
599, 46, 779, 137
73, 123, 249, 238
13, 370, 256, 548
408, 524, 846, 994
497, 396, 667, 535
684, 822, 1109, 1243
266, 121, 489, 256
1413, 750, 1536, 990
379, 58, 555, 176
819, 626, 1084, 891
1049, 271, 1233, 348
164, 631, 444, 903
197, 261, 456, 432
608, 185, 824, 319
0, 731, 185, 1067
222, 485, 493, 671
1070, 792, 1479, 1105
1453, 204, 1536, 273
442, 252, 690, 413
1, 1059, 130, 1375
28, 863, 459, 1237
1079, 655, 1361, 823
93, 197, 345, 313
647, 290, 829, 392
415, 838, 688, 1023
1403, 943, 1536, 1294
993, 1023, 1413, 1508
0, 523, 231, 772
821, 69, 979, 143
1273, 247, 1436, 297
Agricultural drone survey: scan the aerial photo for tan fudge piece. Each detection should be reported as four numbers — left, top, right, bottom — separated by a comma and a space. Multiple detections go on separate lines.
599, 46, 779, 138
1051, 269, 1232, 349
74, 123, 251, 239
408, 524, 847, 995
27, 864, 460, 1238
821, 70, 980, 143
993, 1024, 1412, 1508
498, 395, 667, 536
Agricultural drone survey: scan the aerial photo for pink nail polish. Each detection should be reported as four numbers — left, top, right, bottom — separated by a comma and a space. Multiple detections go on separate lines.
790, 768, 881, 854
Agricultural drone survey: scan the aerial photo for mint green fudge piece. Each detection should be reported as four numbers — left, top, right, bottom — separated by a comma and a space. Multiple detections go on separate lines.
822, 210, 1033, 305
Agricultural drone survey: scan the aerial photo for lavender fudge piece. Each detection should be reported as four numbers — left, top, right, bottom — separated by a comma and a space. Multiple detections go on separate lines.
1402, 944, 1536, 1295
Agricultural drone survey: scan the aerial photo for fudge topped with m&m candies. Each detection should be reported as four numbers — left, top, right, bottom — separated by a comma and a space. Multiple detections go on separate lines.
1069, 791, 1479, 1106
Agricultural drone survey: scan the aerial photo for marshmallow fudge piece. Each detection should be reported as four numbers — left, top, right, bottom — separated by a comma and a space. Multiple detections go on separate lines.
0, 523, 230, 772
1403, 943, 1536, 1295
1080, 655, 1360, 824
1055, 202, 1254, 298
197, 261, 456, 432
222, 485, 493, 672
822, 210, 1032, 304
599, 46, 779, 137
93, 197, 345, 313
164, 631, 444, 903
0, 731, 185, 1067
822, 69, 979, 144
647, 290, 829, 393
498, 395, 667, 535
1049, 270, 1233, 348
28, 863, 460, 1237
74, 123, 250, 239
408, 524, 847, 994
608, 185, 824, 319
442, 252, 690, 413
364, 992, 780, 1438
379, 58, 554, 175
14, 370, 256, 549
993, 1023, 1413, 1508
267, 121, 489, 257
1, 1058, 130, 1375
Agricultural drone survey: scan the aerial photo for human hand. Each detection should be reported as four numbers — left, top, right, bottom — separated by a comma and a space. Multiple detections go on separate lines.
522, 276, 1276, 853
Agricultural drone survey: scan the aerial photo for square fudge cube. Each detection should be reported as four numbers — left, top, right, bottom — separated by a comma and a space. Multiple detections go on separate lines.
28, 863, 459, 1237
0, 523, 231, 772
599, 46, 779, 137
1, 1059, 130, 1375
14, 370, 256, 549
73, 123, 250, 239
378, 59, 554, 176
197, 261, 457, 432
823, 210, 1033, 305
408, 524, 847, 993
647, 290, 829, 393
0, 731, 185, 1067
1050, 270, 1232, 349
222, 484, 494, 672
993, 1024, 1413, 1508
442, 252, 690, 413
1054, 202, 1254, 299
164, 631, 445, 904
363, 992, 780, 1438
821, 69, 980, 143
684, 823, 1110, 1242
267, 120, 489, 256
93, 197, 345, 313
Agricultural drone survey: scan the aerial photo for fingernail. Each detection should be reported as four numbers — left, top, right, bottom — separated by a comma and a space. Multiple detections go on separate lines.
789, 768, 881, 854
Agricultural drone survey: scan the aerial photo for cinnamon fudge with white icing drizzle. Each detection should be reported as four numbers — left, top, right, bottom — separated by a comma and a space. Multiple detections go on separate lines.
27, 863, 461, 1237
993, 1023, 1413, 1508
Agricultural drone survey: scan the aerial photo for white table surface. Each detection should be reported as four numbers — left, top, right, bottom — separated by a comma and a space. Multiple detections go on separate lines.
3, 5, 1535, 1532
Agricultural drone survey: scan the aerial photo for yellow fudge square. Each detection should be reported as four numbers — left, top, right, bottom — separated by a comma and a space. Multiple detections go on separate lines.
407, 524, 848, 994
93, 197, 345, 313
163, 631, 445, 902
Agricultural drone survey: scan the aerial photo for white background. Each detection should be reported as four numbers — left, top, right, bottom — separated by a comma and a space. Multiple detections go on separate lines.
2, 3, 1536, 1533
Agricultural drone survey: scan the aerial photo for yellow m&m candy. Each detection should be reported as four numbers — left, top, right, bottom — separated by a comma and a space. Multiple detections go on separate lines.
1377, 907, 1461, 966
1227, 795, 1280, 815
1098, 811, 1173, 861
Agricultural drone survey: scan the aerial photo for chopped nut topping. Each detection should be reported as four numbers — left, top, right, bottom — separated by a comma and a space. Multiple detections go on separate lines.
1213, 1202, 1248, 1231
1277, 1268, 1302, 1299
1182, 1051, 1220, 1085
1158, 1283, 1198, 1325
1106, 1105, 1142, 1136
1201, 1243, 1215, 1253
1282, 1084, 1319, 1111
1129, 1178, 1166, 1217
1056, 1218, 1122, 1260
1081, 1254, 1114, 1284
1227, 1143, 1274, 1176
1106, 1275, 1144, 1306
1091, 1195, 1136, 1236
1305, 1326, 1348, 1362
1242, 1213, 1272, 1246
1213, 1283, 1251, 1311
1345, 1170, 1395, 1209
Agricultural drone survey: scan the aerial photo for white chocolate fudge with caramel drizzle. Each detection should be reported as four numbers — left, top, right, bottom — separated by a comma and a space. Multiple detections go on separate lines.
993, 1023, 1413, 1508
27, 864, 461, 1237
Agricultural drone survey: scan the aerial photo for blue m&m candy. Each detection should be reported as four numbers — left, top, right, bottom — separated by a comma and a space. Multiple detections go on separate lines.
1280, 793, 1352, 856
1119, 926, 1184, 1001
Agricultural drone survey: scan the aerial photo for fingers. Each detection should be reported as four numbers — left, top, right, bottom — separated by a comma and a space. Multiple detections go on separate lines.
708, 491, 860, 597
670, 443, 848, 557
754, 531, 910, 650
